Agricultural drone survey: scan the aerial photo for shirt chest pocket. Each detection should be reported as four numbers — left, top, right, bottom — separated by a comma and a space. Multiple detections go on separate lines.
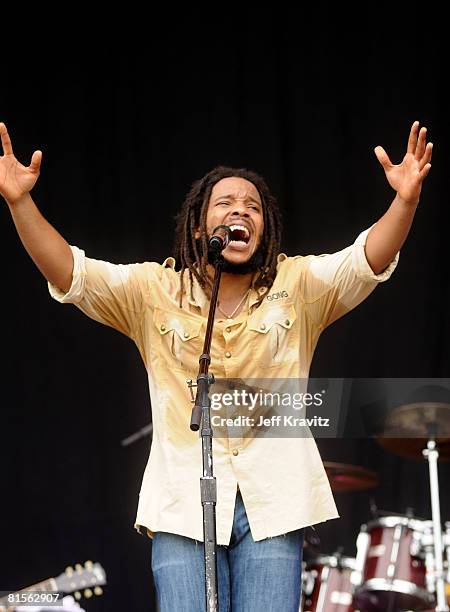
153, 307, 203, 373
247, 303, 298, 369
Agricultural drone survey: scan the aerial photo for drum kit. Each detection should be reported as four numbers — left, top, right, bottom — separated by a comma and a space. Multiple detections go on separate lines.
300, 399, 450, 612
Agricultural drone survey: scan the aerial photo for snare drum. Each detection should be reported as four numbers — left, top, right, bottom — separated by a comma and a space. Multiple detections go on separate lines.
300, 554, 356, 611
352, 515, 435, 611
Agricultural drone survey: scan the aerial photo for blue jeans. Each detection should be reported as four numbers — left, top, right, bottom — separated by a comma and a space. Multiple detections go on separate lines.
151, 490, 304, 611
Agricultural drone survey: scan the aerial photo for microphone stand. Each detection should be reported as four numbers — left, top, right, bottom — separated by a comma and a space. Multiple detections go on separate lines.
187, 252, 224, 612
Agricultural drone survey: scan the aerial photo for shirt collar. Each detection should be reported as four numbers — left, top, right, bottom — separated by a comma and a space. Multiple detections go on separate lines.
162, 256, 176, 269
185, 266, 269, 313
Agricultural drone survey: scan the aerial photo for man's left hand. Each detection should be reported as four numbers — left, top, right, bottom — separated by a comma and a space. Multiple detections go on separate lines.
374, 120, 433, 207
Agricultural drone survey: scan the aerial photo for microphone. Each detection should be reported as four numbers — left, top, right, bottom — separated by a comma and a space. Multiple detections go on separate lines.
208, 225, 232, 254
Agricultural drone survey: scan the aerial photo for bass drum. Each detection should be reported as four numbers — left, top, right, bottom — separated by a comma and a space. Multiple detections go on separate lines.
352, 515, 435, 611
300, 554, 356, 611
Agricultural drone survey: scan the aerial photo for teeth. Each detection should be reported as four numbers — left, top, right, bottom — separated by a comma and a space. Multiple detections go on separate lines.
229, 224, 250, 237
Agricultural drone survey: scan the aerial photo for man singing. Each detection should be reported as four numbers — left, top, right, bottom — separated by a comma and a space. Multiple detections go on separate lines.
0, 121, 432, 611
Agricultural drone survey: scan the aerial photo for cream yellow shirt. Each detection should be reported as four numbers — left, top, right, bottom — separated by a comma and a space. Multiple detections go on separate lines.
49, 227, 398, 545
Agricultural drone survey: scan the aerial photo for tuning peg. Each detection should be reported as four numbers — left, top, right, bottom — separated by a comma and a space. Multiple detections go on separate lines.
84, 588, 93, 599
75, 563, 83, 573
84, 560, 93, 569
65, 566, 74, 576
74, 592, 81, 601
94, 586, 103, 596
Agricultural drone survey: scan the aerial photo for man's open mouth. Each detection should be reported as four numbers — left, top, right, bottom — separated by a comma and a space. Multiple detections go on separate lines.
228, 224, 250, 245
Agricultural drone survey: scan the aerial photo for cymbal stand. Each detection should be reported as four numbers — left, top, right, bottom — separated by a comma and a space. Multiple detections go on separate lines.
423, 438, 449, 612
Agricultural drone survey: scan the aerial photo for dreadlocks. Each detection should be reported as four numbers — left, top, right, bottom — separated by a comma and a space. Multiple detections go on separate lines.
173, 166, 283, 308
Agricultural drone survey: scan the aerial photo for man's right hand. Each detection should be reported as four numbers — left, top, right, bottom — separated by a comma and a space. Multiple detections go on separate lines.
0, 122, 73, 292
0, 122, 42, 206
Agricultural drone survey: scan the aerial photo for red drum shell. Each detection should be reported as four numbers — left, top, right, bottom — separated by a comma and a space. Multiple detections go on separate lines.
353, 516, 435, 611
301, 555, 356, 612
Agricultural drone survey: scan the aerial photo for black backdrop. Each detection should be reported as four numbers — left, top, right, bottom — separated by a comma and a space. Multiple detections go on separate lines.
1, 11, 449, 612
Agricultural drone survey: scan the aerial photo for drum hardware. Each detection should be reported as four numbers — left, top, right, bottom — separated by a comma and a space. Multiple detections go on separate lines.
353, 514, 436, 611
301, 514, 450, 611
301, 551, 356, 612
309, 383, 450, 611
421, 522, 447, 597
374, 393, 450, 612
445, 522, 450, 584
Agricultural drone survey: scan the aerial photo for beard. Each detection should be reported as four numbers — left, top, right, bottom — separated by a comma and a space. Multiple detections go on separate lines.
207, 243, 265, 275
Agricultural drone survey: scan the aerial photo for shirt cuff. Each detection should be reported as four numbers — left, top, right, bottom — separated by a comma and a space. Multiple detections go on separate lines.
352, 226, 399, 282
48, 245, 87, 303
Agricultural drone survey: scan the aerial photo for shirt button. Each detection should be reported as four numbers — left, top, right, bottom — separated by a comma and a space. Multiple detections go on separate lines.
183, 331, 190, 338
160, 324, 166, 332
225, 351, 232, 358
226, 327, 232, 333
285, 319, 290, 326
260, 323, 266, 331
232, 449, 239, 456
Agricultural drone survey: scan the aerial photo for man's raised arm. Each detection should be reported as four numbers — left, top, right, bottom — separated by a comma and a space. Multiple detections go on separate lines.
365, 121, 433, 274
0, 122, 73, 293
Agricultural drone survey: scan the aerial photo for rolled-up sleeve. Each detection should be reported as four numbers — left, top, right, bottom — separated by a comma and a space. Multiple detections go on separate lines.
351, 226, 399, 282
48, 245, 150, 339
48, 245, 87, 303
299, 226, 399, 328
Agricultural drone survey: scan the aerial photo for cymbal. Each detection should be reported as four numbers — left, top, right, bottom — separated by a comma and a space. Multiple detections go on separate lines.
323, 462, 379, 492
380, 402, 450, 438
376, 437, 450, 461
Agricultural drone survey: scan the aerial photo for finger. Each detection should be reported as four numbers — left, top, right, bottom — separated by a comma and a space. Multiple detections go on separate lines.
407, 121, 419, 154
374, 145, 392, 169
29, 150, 42, 173
420, 163, 431, 181
419, 142, 433, 170
415, 126, 427, 160
0, 122, 14, 156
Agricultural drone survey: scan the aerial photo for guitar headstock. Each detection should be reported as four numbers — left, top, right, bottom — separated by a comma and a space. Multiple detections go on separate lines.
55, 560, 106, 601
